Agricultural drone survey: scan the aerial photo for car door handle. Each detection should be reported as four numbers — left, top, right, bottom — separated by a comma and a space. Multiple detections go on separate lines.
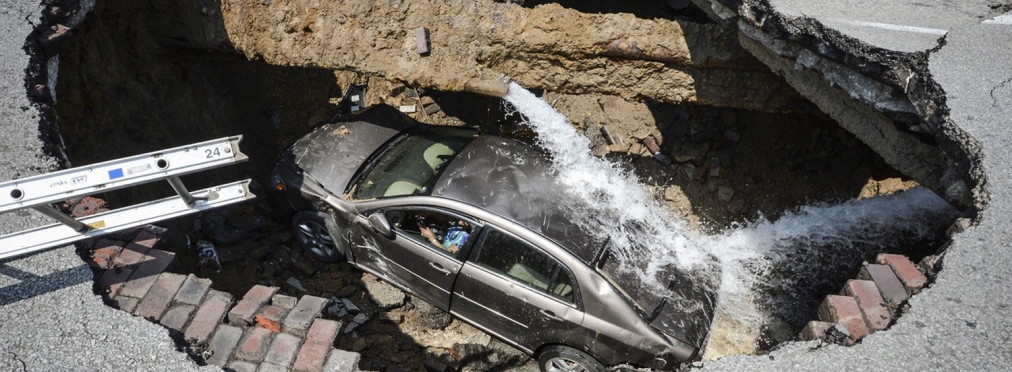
540, 309, 564, 323
428, 262, 452, 275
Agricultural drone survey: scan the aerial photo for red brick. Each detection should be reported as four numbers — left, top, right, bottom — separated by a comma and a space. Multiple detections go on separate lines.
235, 326, 275, 362
113, 242, 152, 267
859, 264, 910, 307
113, 295, 139, 313
817, 295, 869, 343
97, 267, 133, 299
88, 238, 123, 269
272, 294, 298, 309
293, 319, 341, 372
264, 332, 302, 367
113, 230, 160, 266
876, 254, 927, 294
229, 285, 279, 326
70, 196, 108, 217
799, 320, 835, 341
282, 296, 329, 337
842, 280, 892, 331
226, 360, 258, 372
131, 229, 161, 248
255, 305, 290, 332
206, 324, 243, 367
174, 274, 212, 306
184, 290, 234, 344
325, 349, 361, 372
119, 249, 176, 299
160, 304, 197, 333
135, 273, 186, 320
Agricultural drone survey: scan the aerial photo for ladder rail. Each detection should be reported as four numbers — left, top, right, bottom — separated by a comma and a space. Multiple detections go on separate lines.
0, 180, 255, 261
0, 135, 247, 214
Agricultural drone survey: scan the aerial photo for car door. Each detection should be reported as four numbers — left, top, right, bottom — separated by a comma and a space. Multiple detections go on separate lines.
450, 226, 584, 352
349, 206, 477, 310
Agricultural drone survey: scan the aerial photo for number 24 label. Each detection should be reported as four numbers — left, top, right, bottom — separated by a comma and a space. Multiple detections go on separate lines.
204, 148, 222, 158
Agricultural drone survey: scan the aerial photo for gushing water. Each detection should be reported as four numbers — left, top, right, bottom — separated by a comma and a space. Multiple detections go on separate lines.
502, 83, 959, 357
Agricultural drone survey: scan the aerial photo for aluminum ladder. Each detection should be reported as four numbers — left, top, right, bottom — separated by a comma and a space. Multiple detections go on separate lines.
0, 135, 256, 260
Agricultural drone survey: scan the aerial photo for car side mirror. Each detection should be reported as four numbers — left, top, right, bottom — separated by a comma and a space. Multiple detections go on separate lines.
368, 213, 394, 239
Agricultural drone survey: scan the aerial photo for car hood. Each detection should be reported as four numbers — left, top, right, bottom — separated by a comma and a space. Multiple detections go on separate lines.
284, 106, 416, 194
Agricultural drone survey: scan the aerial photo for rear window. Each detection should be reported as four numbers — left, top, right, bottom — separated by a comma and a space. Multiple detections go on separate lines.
351, 126, 475, 200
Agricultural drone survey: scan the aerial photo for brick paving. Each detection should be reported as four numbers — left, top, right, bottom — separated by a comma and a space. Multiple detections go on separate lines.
801, 254, 938, 344
80, 226, 362, 371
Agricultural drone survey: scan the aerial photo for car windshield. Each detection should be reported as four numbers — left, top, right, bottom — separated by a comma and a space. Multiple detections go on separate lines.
351, 126, 475, 200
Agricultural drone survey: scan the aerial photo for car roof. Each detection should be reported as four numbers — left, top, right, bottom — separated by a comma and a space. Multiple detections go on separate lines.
431, 135, 606, 263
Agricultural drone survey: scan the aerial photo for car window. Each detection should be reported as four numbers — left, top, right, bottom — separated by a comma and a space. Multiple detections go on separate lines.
474, 228, 577, 303
383, 208, 475, 257
351, 126, 475, 200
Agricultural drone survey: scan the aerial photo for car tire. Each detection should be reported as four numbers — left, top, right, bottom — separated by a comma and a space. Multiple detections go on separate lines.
537, 345, 605, 372
292, 210, 346, 263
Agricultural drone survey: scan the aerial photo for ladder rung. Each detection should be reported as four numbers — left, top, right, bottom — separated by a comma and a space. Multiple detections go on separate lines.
0, 136, 247, 214
0, 180, 255, 261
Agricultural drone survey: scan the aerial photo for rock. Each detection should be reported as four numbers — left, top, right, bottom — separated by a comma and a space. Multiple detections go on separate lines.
664, 185, 685, 201
414, 298, 452, 330
340, 298, 360, 314
335, 285, 356, 298
292, 253, 320, 276
718, 186, 735, 202
364, 278, 405, 309
326, 299, 349, 318
284, 277, 307, 295
344, 313, 372, 334
352, 337, 368, 352
724, 129, 741, 143
227, 213, 264, 231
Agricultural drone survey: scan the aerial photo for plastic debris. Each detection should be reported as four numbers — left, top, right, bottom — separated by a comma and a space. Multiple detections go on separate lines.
196, 240, 221, 273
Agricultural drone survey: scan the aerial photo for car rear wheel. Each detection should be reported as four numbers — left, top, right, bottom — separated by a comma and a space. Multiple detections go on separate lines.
538, 345, 605, 372
292, 210, 345, 263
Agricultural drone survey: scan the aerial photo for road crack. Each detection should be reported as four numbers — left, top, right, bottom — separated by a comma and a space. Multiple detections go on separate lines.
989, 77, 1012, 106
5, 351, 28, 372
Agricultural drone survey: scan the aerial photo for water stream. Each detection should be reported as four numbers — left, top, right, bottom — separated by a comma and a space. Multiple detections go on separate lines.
502, 82, 959, 358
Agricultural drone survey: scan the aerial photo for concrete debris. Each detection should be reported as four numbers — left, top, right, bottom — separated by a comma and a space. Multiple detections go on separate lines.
364, 278, 406, 309
284, 276, 307, 294
344, 313, 372, 334
600, 125, 616, 145
326, 298, 349, 318
415, 27, 430, 55
643, 136, 661, 154
340, 298, 360, 314
423, 102, 441, 115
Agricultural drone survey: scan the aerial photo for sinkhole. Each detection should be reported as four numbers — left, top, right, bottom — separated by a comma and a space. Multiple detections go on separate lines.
47, 0, 964, 369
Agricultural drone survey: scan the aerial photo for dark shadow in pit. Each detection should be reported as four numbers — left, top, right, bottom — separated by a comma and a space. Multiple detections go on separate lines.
54, 1, 343, 205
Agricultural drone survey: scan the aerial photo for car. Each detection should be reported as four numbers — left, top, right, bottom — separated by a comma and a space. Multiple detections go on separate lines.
267, 105, 717, 371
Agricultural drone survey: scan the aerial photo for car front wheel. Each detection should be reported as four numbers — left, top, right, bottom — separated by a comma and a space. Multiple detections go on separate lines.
292, 210, 345, 263
538, 345, 605, 372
